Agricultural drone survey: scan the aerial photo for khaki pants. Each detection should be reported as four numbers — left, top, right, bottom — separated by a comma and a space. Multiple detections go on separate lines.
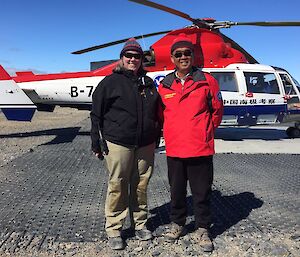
104, 141, 155, 237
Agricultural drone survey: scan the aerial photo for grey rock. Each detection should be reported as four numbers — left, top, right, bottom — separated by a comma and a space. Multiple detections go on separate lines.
290, 234, 300, 241
270, 246, 290, 256
180, 239, 191, 249
152, 249, 161, 256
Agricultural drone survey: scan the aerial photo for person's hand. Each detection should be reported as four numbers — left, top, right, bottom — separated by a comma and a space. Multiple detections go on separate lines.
94, 151, 104, 160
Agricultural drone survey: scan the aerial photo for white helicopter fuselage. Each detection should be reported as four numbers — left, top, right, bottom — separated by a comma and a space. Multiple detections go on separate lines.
14, 63, 300, 127
19, 76, 103, 106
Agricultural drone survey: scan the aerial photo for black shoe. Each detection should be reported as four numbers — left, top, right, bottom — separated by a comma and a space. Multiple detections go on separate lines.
108, 236, 125, 250
135, 228, 153, 241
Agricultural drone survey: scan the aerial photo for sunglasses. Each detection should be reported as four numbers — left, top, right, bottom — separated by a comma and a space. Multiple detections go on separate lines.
173, 50, 192, 58
123, 52, 142, 59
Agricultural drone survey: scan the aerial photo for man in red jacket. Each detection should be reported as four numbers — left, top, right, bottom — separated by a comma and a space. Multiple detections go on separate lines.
158, 33, 223, 252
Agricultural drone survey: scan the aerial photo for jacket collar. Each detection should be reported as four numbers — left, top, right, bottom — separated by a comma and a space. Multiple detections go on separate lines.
114, 68, 152, 87
114, 67, 147, 79
162, 67, 206, 88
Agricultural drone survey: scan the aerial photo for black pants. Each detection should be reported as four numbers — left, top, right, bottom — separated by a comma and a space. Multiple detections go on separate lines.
167, 156, 213, 229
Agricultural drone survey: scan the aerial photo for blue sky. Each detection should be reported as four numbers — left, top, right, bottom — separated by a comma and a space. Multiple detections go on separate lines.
1, 0, 300, 81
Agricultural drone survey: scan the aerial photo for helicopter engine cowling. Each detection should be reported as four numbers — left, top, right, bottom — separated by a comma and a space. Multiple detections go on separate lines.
147, 28, 248, 71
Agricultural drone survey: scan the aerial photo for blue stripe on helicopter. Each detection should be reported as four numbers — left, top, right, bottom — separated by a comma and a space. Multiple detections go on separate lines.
223, 104, 287, 125
223, 104, 286, 115
1, 108, 36, 121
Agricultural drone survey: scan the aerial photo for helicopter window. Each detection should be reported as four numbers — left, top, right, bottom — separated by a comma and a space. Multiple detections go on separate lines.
280, 74, 297, 95
210, 72, 238, 92
244, 72, 280, 94
143, 50, 155, 67
291, 76, 300, 89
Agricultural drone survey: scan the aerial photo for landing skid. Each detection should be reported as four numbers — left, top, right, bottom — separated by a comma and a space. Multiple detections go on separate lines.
286, 122, 300, 138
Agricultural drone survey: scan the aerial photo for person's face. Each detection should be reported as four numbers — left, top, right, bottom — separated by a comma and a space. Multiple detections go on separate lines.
122, 51, 142, 73
171, 47, 193, 73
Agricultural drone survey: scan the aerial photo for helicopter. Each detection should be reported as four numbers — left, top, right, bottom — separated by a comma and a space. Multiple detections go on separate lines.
1, 0, 300, 138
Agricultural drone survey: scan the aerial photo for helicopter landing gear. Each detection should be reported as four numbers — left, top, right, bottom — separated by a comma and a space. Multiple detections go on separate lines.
286, 122, 300, 138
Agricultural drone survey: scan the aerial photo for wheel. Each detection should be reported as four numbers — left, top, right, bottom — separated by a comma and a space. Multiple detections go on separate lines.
290, 128, 300, 138
286, 127, 300, 138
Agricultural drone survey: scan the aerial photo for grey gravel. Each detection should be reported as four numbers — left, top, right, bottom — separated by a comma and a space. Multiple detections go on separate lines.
0, 108, 299, 257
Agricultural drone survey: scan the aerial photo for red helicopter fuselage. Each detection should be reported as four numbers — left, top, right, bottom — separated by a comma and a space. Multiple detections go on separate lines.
147, 27, 248, 71
97, 27, 250, 75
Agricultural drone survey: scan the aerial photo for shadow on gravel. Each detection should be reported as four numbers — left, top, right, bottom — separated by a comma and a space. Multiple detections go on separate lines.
147, 191, 263, 239
210, 191, 263, 238
0, 127, 90, 145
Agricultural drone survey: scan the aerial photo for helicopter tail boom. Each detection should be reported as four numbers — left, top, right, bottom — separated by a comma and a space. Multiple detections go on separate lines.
0, 65, 36, 121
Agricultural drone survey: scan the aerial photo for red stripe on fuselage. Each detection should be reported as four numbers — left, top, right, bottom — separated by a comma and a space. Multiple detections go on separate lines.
12, 62, 118, 83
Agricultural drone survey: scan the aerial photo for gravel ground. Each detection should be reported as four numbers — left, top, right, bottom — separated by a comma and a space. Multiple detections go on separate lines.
0, 107, 89, 167
0, 108, 299, 257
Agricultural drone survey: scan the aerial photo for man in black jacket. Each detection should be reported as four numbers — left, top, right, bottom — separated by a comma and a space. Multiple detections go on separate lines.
90, 38, 161, 250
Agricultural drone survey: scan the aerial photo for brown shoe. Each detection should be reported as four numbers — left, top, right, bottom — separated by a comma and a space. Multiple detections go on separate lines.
164, 223, 184, 241
195, 228, 213, 252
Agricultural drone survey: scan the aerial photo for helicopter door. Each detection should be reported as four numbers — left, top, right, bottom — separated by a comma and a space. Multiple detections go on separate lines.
210, 71, 246, 125
279, 72, 300, 122
243, 72, 284, 124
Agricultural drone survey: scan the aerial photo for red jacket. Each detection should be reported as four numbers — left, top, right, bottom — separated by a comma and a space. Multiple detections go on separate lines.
158, 68, 223, 158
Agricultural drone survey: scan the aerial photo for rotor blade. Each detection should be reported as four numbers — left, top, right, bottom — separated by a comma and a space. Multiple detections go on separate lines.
129, 0, 196, 23
71, 30, 171, 54
232, 21, 300, 27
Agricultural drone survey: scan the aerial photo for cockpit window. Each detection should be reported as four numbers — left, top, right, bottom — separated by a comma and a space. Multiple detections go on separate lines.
291, 76, 300, 89
210, 72, 238, 92
244, 72, 280, 94
280, 74, 297, 95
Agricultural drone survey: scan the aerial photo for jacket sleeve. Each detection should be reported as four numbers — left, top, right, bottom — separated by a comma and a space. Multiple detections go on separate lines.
207, 74, 224, 130
90, 80, 106, 153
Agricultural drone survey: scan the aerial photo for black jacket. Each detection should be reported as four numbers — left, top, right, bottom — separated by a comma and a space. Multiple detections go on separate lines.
90, 69, 160, 152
